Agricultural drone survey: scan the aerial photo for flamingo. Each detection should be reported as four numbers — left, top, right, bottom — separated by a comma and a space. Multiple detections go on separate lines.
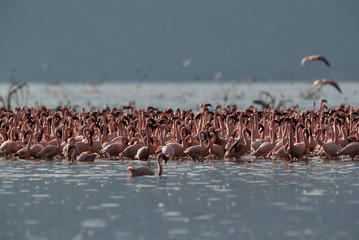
15, 129, 43, 159
224, 128, 251, 160
135, 124, 152, 160
73, 127, 92, 156
120, 138, 143, 159
252, 120, 276, 158
311, 79, 342, 94
184, 131, 211, 160
209, 132, 225, 159
161, 145, 175, 159
128, 153, 168, 177
102, 137, 129, 159
285, 123, 306, 161
300, 55, 331, 69
36, 128, 62, 160
315, 128, 342, 158
68, 144, 96, 162
0, 128, 21, 158
163, 127, 188, 158
337, 142, 359, 161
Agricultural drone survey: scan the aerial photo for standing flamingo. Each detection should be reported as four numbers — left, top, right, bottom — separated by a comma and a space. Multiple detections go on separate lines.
135, 124, 152, 160
36, 129, 62, 160
252, 120, 276, 158
337, 142, 359, 161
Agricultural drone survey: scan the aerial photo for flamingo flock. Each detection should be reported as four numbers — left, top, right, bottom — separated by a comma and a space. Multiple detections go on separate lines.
0, 99, 358, 173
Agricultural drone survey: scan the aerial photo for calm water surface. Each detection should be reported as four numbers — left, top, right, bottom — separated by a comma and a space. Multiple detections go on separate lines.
0, 156, 358, 240
2, 81, 358, 110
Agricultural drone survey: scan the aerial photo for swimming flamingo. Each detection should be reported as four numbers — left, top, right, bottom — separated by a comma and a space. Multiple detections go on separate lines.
300, 55, 331, 69
128, 153, 168, 177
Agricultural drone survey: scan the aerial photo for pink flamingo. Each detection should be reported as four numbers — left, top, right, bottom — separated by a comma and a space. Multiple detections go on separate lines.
337, 142, 359, 161
135, 123, 152, 160
300, 55, 331, 69
120, 138, 143, 159
315, 127, 342, 158
252, 120, 276, 158
68, 144, 96, 162
36, 129, 62, 160
102, 137, 129, 159
286, 123, 307, 161
311, 79, 342, 94
209, 132, 225, 159
224, 128, 251, 160
0, 127, 21, 159
184, 131, 210, 160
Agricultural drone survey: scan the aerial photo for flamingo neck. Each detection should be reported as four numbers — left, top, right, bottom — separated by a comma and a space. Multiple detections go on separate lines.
316, 130, 324, 146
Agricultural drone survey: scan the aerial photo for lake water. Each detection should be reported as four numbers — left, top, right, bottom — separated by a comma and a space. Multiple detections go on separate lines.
1, 157, 358, 240
1, 80, 358, 110
0, 81, 359, 240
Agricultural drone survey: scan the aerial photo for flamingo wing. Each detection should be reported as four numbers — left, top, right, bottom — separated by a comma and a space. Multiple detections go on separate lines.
317, 56, 331, 68
326, 80, 342, 93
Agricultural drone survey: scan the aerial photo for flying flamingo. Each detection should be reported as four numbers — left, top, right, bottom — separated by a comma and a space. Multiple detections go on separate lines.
311, 79, 342, 94
300, 55, 331, 69
128, 153, 168, 177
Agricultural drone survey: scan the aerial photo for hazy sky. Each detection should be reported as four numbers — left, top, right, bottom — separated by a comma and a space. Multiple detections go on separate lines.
0, 0, 358, 82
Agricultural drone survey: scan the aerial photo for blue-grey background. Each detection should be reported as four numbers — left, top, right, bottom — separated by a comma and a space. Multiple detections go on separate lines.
0, 0, 358, 82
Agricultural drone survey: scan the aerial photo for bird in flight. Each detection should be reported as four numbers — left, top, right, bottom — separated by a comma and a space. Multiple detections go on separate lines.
300, 55, 331, 69
311, 78, 342, 93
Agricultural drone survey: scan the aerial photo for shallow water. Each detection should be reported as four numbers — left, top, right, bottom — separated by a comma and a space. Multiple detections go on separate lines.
1, 157, 358, 240
2, 80, 357, 110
